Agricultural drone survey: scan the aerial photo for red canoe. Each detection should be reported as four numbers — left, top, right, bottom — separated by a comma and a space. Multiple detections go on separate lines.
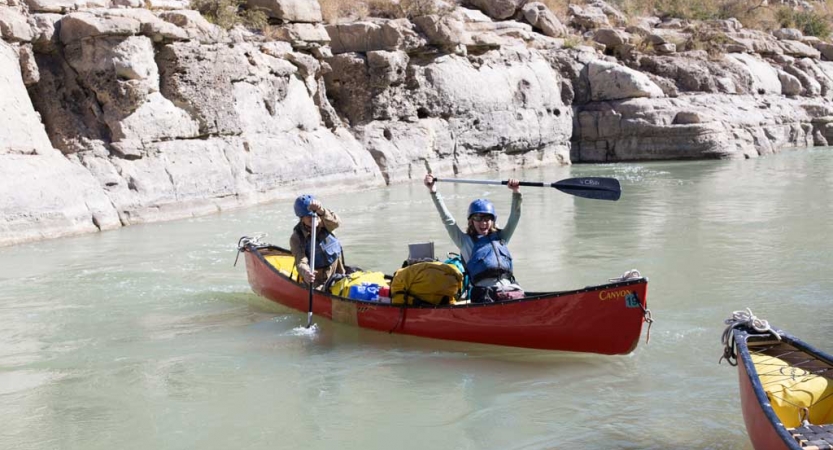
722, 317, 833, 450
239, 240, 652, 355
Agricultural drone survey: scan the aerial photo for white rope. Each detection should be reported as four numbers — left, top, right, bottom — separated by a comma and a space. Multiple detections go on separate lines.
609, 269, 641, 282
719, 308, 781, 366
725, 308, 778, 335
234, 233, 269, 266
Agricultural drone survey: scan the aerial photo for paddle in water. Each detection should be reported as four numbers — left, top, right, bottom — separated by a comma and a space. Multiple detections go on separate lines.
434, 177, 621, 201
306, 214, 317, 328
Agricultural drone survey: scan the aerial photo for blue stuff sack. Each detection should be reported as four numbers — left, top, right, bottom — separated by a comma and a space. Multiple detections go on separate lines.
348, 283, 380, 301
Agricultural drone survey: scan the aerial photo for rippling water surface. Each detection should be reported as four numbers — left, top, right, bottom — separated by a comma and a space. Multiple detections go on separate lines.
2, 149, 832, 450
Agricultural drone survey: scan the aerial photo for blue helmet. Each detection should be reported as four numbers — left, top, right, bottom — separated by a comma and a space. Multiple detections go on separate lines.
294, 194, 316, 217
468, 199, 496, 221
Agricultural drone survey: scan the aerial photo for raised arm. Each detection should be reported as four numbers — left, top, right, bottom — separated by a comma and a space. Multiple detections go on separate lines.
424, 173, 467, 251
501, 179, 522, 243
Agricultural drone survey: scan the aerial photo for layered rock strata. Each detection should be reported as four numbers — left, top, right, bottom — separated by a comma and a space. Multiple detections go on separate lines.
3, 0, 833, 245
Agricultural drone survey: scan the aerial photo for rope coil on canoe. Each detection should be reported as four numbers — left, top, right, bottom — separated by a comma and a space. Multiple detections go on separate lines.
609, 269, 642, 282
640, 303, 653, 344
719, 308, 781, 366
234, 234, 267, 267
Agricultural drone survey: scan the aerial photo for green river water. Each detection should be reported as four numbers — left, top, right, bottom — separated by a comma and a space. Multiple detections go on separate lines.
1, 148, 832, 449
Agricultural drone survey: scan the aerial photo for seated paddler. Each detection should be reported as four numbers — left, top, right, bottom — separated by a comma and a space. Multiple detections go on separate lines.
423, 173, 525, 303
289, 194, 345, 290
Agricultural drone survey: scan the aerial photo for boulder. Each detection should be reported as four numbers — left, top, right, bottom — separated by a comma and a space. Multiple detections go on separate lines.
778, 70, 802, 96
23, 0, 76, 13
326, 19, 425, 54
521, 2, 566, 38
59, 12, 141, 43
30, 13, 62, 52
778, 40, 820, 59
773, 28, 803, 41
245, 0, 322, 22
586, 59, 664, 101
727, 53, 781, 95
568, 4, 610, 30
269, 23, 330, 46
0, 6, 33, 41
465, 0, 524, 20
158, 10, 226, 44
413, 14, 470, 52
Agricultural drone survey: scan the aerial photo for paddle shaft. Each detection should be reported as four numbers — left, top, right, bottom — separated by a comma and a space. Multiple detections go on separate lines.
433, 177, 622, 201
435, 179, 544, 187
306, 214, 317, 328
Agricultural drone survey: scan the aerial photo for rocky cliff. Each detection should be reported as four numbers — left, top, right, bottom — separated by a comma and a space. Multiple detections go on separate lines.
2, 0, 832, 246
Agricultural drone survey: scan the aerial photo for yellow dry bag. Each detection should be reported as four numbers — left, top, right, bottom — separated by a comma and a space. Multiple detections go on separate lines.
390, 262, 463, 305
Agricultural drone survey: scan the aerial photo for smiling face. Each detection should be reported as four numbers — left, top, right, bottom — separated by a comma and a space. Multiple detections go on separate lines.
469, 213, 495, 236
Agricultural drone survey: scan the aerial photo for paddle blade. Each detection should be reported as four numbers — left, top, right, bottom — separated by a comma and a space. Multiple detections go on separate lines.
552, 177, 621, 201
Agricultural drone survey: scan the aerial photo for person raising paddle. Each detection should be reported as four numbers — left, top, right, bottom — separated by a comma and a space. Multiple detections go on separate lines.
423, 173, 524, 303
289, 194, 345, 290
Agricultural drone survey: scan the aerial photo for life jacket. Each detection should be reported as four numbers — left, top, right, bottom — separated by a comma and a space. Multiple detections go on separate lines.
390, 261, 463, 305
466, 232, 513, 284
295, 224, 342, 269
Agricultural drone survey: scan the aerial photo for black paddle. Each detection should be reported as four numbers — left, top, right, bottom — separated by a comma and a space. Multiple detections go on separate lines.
434, 177, 622, 201
306, 214, 317, 329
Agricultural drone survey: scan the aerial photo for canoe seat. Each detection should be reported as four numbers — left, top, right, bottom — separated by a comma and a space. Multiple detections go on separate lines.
752, 353, 833, 427
264, 254, 300, 281
787, 424, 833, 449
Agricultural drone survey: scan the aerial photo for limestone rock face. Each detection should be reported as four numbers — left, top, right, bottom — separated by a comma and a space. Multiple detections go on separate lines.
9, 19, 388, 245
0, 154, 122, 246
9, 2, 833, 246
572, 95, 823, 162
333, 48, 573, 182
0, 40, 52, 155
1, 40, 121, 246
638, 53, 752, 94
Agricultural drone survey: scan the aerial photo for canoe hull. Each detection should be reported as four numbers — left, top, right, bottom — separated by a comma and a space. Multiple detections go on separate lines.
733, 328, 833, 450
244, 245, 649, 354
737, 349, 795, 450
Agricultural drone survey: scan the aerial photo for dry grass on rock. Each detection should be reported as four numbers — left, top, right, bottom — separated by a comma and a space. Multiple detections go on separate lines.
191, 0, 267, 30
319, 0, 456, 24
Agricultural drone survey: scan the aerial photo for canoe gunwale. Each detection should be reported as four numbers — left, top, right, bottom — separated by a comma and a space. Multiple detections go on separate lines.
245, 242, 649, 308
